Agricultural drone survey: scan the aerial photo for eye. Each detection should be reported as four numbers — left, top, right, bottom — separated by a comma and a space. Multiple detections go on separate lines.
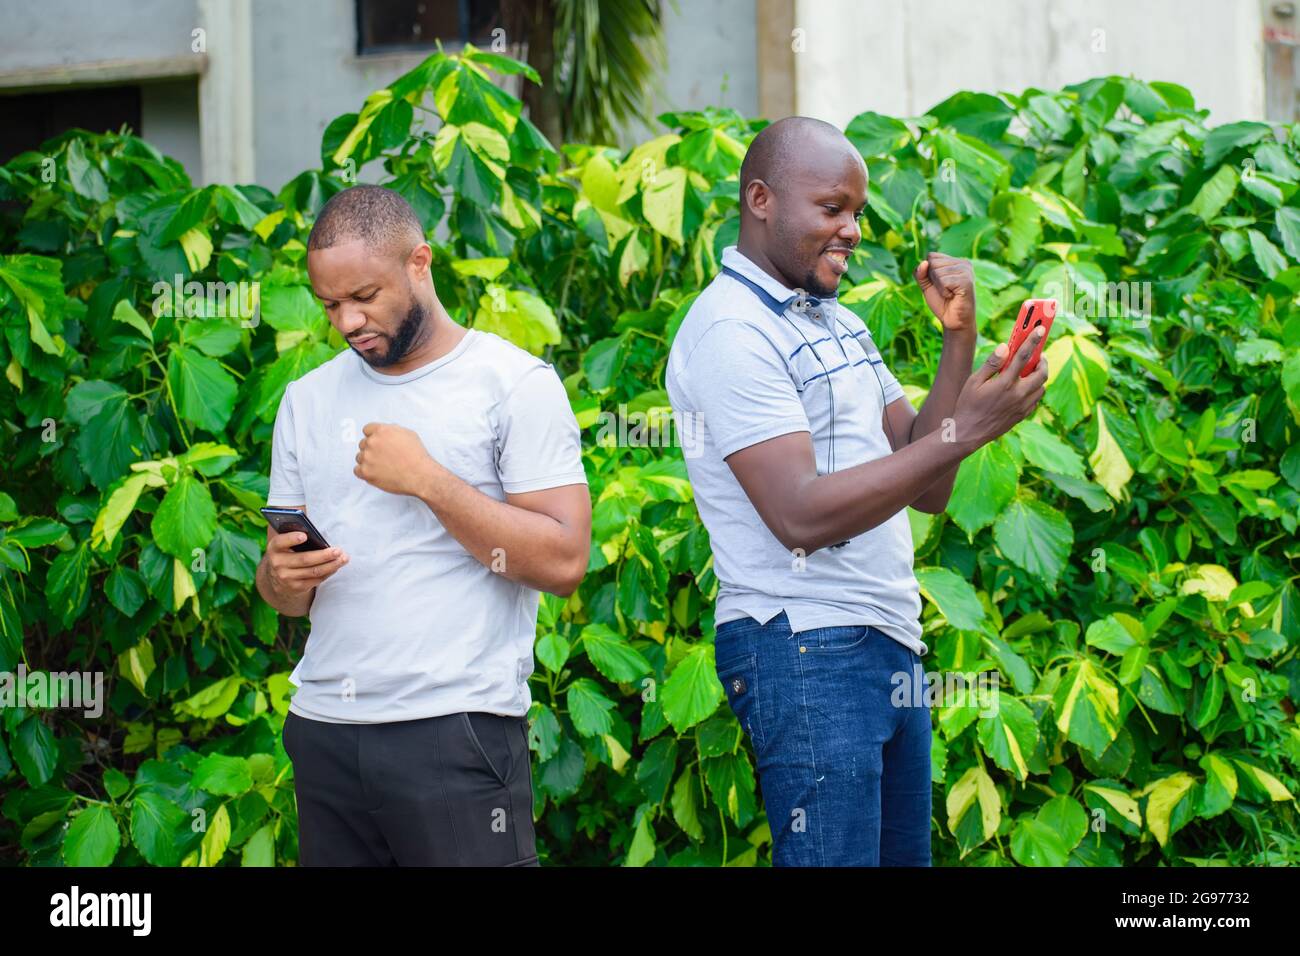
356, 292, 378, 303
823, 204, 840, 214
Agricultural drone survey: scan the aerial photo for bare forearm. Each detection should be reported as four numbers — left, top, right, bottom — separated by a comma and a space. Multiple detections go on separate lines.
909, 329, 977, 512
781, 428, 975, 553
415, 462, 584, 595
256, 555, 313, 618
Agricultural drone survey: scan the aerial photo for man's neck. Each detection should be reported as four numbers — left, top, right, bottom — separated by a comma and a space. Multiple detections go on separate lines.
735, 236, 801, 294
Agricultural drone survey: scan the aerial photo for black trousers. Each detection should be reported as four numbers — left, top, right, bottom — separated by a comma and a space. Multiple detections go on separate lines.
282, 709, 539, 866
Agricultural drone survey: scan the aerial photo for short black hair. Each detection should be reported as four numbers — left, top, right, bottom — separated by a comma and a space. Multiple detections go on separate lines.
740, 116, 852, 195
307, 184, 424, 259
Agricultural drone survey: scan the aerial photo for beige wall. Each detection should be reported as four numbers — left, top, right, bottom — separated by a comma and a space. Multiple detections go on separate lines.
788, 0, 1266, 127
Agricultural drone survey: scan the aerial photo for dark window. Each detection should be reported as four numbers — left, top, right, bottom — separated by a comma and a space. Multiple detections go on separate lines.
356, 0, 503, 55
0, 85, 142, 165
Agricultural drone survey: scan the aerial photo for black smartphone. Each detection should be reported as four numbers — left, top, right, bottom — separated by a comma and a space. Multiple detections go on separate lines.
259, 507, 331, 552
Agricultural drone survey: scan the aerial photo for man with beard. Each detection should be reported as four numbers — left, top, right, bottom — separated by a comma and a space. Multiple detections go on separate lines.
257, 184, 591, 865
665, 117, 1047, 866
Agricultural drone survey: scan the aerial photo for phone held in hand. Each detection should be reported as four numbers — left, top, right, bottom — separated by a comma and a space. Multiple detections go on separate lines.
259, 507, 331, 552
1006, 298, 1057, 378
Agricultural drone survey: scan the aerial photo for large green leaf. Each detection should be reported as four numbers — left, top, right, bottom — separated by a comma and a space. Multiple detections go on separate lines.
74, 392, 145, 490
915, 567, 986, 630
947, 440, 1018, 536
1042, 334, 1108, 429
566, 677, 616, 737
131, 790, 191, 868
11, 716, 61, 786
993, 498, 1073, 589
946, 765, 1001, 856
1143, 772, 1197, 847
1017, 420, 1085, 478
977, 696, 1039, 781
661, 643, 724, 734
45, 542, 91, 627
192, 754, 253, 797
641, 166, 688, 245
63, 805, 121, 867
1052, 657, 1121, 756
167, 345, 238, 433
581, 624, 652, 683
151, 476, 217, 560
472, 285, 561, 355
260, 284, 328, 335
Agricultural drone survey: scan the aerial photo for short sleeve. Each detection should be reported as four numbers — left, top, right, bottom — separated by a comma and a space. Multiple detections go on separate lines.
676, 320, 811, 459
868, 349, 905, 406
266, 382, 305, 505
495, 364, 589, 494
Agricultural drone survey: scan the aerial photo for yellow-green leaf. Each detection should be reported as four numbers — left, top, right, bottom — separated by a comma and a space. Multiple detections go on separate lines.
1144, 772, 1196, 847
1181, 564, 1238, 603
199, 803, 231, 867
118, 638, 156, 696
1089, 404, 1133, 499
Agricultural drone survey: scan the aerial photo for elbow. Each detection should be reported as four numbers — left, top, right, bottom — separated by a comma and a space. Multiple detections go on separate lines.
547, 548, 589, 597
770, 510, 819, 557
912, 490, 952, 515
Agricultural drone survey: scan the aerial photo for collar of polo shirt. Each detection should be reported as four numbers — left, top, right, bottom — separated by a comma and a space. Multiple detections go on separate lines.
720, 246, 839, 325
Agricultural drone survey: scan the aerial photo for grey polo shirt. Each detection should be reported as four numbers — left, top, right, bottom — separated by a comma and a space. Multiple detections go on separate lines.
665, 245, 925, 656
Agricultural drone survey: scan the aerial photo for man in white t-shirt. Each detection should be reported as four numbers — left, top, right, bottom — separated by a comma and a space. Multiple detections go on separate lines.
256, 185, 591, 866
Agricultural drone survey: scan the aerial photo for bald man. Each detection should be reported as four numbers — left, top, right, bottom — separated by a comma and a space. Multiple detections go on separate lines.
665, 117, 1047, 866
258, 184, 591, 865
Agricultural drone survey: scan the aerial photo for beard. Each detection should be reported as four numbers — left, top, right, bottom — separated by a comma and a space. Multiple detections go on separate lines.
354, 295, 429, 368
798, 267, 840, 301
772, 218, 840, 300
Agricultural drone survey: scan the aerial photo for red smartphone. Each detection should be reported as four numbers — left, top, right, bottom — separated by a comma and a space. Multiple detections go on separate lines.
1006, 298, 1057, 378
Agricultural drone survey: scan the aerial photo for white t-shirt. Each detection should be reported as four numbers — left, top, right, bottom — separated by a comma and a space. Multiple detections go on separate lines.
267, 327, 588, 723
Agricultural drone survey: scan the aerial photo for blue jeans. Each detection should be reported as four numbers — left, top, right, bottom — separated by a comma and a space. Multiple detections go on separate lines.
714, 611, 933, 866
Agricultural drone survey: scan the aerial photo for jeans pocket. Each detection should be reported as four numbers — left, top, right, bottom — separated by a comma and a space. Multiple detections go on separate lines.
802, 624, 871, 652
716, 653, 764, 752
461, 712, 514, 788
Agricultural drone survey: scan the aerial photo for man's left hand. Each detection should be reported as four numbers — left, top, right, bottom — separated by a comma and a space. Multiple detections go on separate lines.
914, 251, 976, 335
354, 422, 437, 497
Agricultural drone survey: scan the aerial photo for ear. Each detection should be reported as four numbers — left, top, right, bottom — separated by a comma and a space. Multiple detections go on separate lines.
406, 241, 433, 280
745, 179, 774, 222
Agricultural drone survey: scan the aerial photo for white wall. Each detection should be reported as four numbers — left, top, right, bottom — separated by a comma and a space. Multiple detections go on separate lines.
791, 0, 1266, 127
622, 0, 759, 142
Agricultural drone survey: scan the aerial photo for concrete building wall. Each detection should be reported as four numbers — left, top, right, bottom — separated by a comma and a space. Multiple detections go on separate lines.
792, 0, 1266, 127
248, 0, 431, 189
622, 0, 759, 142
0, 0, 200, 68
0, 0, 1280, 191
140, 80, 203, 179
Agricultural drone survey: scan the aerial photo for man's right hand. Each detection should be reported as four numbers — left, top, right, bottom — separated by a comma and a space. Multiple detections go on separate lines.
952, 328, 1050, 449
264, 524, 349, 598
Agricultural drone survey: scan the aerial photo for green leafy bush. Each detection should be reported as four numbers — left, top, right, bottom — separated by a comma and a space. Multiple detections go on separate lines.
1, 48, 1298, 866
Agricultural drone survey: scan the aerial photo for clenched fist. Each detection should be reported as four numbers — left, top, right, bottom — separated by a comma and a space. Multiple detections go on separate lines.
914, 251, 976, 334
354, 422, 437, 497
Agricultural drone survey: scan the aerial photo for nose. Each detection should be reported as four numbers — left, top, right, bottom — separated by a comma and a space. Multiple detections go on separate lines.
334, 303, 368, 337
837, 212, 861, 247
